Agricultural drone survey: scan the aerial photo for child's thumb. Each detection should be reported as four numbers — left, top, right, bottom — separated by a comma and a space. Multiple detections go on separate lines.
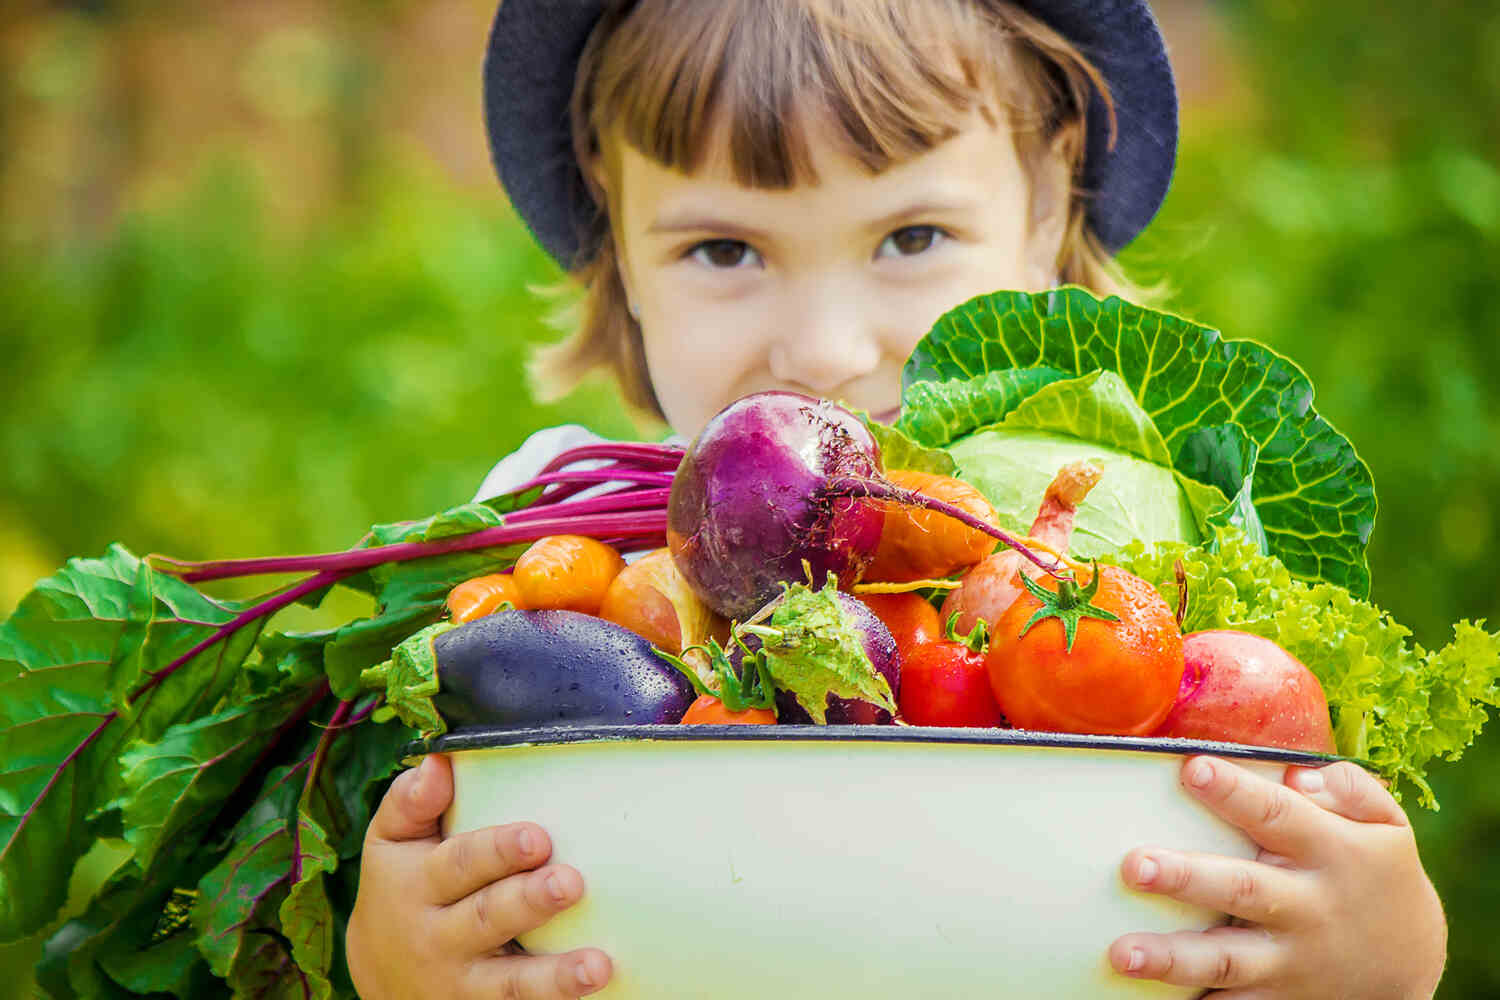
367, 753, 454, 844
1285, 761, 1407, 827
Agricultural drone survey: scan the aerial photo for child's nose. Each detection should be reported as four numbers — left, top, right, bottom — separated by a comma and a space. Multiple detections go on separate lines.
767, 285, 883, 393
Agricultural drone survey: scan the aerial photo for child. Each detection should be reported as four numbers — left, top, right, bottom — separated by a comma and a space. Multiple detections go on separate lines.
346, 1, 1448, 997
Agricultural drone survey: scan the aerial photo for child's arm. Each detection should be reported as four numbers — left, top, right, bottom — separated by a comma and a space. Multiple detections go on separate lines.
1109, 756, 1447, 998
346, 754, 612, 999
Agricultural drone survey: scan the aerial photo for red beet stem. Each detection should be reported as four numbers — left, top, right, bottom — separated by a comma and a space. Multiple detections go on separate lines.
157, 510, 669, 583
513, 467, 676, 493
506, 486, 672, 524
536, 443, 685, 476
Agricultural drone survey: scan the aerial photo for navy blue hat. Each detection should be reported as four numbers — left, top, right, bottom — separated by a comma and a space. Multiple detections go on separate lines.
484, 0, 1177, 268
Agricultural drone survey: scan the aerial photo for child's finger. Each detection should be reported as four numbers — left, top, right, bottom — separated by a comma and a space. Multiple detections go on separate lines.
365, 754, 453, 845
1179, 756, 1334, 862
424, 821, 553, 904
468, 948, 612, 1000
1284, 761, 1408, 827
1120, 847, 1314, 927
438, 863, 586, 955
1108, 925, 1280, 990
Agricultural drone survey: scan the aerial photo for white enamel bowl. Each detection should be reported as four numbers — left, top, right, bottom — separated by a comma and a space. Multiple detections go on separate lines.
428, 726, 1334, 1000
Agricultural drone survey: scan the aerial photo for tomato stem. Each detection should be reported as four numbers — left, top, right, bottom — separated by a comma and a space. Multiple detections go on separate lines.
1015, 560, 1120, 652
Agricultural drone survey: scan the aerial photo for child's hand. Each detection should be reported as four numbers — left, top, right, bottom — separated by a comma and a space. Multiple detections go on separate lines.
346, 754, 612, 999
1108, 756, 1446, 998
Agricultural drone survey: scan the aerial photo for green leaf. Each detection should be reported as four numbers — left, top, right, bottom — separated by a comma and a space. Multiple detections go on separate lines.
895, 367, 1070, 447
0, 547, 261, 942
361, 622, 453, 736
323, 604, 444, 701
999, 369, 1175, 465
276, 814, 337, 1000
750, 584, 896, 724
948, 427, 1204, 559
1106, 528, 1500, 807
38, 855, 225, 999
937, 369, 1262, 557
191, 811, 334, 990
862, 419, 957, 477
300, 717, 412, 860
225, 931, 323, 999
1176, 425, 1270, 553
903, 288, 1376, 597
230, 631, 332, 703
114, 684, 327, 875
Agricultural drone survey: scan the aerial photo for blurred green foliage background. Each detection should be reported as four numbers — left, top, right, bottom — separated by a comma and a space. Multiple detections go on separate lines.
2, 0, 1498, 995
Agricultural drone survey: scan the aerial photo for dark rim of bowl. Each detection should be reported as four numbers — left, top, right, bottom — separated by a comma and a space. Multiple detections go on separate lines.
410, 724, 1348, 768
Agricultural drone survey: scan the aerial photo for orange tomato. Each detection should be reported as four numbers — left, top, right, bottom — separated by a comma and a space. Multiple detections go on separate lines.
986, 564, 1183, 736
680, 694, 777, 725
446, 573, 525, 623
513, 535, 626, 614
864, 470, 998, 583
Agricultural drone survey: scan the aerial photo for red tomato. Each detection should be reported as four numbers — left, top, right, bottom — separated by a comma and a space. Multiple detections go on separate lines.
857, 592, 943, 659
986, 564, 1183, 736
680, 695, 777, 725
899, 638, 1006, 728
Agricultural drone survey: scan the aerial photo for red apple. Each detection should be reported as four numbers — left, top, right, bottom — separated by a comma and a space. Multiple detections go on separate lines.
1154, 630, 1336, 753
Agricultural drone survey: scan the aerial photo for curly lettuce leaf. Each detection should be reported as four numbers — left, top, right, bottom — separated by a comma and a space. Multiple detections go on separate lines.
1107, 529, 1500, 807
902, 288, 1376, 597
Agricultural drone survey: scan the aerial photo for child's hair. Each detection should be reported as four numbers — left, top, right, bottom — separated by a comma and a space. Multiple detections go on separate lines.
533, 0, 1146, 419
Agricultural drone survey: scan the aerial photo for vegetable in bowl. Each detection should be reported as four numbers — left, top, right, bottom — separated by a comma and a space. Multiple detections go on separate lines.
0, 286, 1495, 997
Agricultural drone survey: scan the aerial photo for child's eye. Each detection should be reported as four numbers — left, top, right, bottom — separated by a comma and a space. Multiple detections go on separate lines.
876, 225, 948, 259
688, 239, 761, 269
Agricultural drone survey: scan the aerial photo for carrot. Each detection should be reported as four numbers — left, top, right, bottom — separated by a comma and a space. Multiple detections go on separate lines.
862, 470, 999, 583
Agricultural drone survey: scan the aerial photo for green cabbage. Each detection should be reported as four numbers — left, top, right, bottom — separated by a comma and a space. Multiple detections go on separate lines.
896, 287, 1374, 596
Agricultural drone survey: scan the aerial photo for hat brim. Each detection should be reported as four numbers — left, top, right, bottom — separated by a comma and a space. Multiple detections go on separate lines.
483, 0, 1176, 267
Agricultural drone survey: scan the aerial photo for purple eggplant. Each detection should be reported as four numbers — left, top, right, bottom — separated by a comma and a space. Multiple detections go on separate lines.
732, 588, 901, 725
432, 609, 696, 728
772, 591, 900, 724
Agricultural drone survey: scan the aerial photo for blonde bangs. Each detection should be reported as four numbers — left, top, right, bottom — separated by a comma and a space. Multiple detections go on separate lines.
535, 0, 1136, 422
579, 0, 1089, 191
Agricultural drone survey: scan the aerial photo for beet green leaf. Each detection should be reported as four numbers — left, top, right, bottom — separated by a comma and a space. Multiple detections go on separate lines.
0, 546, 265, 940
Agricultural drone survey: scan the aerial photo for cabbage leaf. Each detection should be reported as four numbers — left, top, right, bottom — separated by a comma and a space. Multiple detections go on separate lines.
899, 287, 1375, 597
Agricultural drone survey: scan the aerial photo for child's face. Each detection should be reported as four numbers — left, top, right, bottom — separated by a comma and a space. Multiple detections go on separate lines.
609, 112, 1064, 436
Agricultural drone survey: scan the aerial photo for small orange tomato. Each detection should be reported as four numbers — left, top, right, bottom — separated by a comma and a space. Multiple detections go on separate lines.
446, 573, 525, 623
513, 535, 626, 614
680, 694, 777, 725
864, 469, 998, 583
